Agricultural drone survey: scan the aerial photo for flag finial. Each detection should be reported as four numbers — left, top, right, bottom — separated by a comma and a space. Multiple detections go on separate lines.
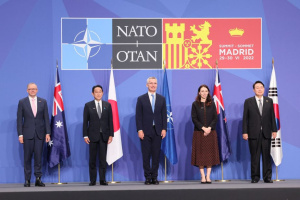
111, 59, 113, 69
56, 60, 58, 68
272, 57, 274, 68
215, 60, 219, 70
163, 60, 166, 70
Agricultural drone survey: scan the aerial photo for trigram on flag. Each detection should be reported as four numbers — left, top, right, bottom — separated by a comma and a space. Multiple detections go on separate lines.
161, 68, 178, 165
268, 66, 283, 166
107, 68, 123, 165
47, 66, 71, 168
213, 70, 231, 162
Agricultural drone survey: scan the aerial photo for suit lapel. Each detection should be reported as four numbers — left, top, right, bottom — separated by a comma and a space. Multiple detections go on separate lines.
262, 97, 268, 117
25, 97, 34, 117
251, 96, 261, 116
37, 97, 43, 116
101, 101, 106, 117
90, 101, 99, 118
143, 93, 152, 113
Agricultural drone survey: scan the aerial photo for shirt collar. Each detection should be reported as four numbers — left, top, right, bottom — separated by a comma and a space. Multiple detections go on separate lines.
94, 99, 102, 105
148, 91, 156, 97
28, 96, 37, 101
255, 96, 263, 102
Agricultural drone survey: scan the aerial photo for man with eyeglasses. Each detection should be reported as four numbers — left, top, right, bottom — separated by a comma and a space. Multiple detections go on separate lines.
17, 83, 51, 187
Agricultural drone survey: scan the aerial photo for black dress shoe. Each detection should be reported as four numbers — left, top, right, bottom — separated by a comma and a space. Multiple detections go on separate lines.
100, 180, 108, 185
264, 179, 273, 183
152, 178, 159, 185
24, 180, 30, 187
205, 176, 212, 184
89, 181, 96, 186
35, 177, 45, 187
251, 179, 259, 183
144, 178, 151, 185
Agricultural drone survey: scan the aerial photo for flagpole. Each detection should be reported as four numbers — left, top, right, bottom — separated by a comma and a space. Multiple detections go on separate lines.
213, 60, 231, 183
160, 60, 174, 184
51, 163, 67, 184
107, 59, 121, 184
271, 58, 285, 182
50, 61, 68, 185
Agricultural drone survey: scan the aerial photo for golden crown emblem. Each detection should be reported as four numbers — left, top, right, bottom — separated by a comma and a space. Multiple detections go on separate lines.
229, 28, 244, 37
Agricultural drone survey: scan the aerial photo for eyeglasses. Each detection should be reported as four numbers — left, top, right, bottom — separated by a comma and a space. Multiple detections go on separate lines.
28, 88, 37, 91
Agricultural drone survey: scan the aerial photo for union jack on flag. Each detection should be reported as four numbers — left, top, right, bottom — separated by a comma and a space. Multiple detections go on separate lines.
213, 70, 231, 162
47, 65, 71, 168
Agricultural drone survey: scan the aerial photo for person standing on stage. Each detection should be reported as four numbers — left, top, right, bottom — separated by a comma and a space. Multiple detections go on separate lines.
191, 84, 220, 184
136, 77, 167, 185
17, 83, 51, 187
83, 85, 114, 186
243, 81, 277, 183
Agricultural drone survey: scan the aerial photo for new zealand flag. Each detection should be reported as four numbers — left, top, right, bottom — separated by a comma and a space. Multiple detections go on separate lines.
213, 70, 231, 162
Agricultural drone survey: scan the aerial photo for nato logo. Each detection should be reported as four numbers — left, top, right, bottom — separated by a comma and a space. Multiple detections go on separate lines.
62, 18, 112, 70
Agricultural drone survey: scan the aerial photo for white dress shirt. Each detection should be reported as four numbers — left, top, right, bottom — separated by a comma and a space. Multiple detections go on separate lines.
95, 100, 102, 113
255, 96, 264, 108
148, 92, 156, 107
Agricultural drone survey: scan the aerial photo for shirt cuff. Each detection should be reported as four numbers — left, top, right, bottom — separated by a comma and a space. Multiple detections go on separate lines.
19, 135, 23, 137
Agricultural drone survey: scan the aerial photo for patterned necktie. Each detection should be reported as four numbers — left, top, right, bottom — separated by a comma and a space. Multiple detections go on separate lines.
258, 99, 263, 116
97, 102, 101, 119
31, 98, 36, 117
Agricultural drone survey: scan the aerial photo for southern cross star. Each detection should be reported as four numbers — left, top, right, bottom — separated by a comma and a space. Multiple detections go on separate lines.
55, 120, 63, 128
49, 140, 53, 147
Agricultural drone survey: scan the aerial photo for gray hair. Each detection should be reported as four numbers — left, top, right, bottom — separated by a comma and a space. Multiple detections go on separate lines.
146, 77, 157, 84
27, 82, 37, 89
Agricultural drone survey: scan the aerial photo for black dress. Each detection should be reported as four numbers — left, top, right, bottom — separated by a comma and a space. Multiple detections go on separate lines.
191, 101, 220, 167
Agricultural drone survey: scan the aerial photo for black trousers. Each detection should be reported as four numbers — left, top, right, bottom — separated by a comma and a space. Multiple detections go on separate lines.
248, 131, 272, 181
89, 134, 107, 182
23, 132, 44, 181
141, 126, 162, 179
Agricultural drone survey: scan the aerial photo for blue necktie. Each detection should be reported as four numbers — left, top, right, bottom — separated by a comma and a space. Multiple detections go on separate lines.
151, 94, 155, 125
151, 94, 155, 112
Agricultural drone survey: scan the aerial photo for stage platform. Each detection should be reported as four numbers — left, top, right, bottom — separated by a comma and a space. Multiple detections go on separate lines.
1, 180, 299, 200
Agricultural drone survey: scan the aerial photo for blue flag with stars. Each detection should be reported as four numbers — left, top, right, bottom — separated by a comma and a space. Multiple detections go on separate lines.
161, 69, 178, 165
47, 66, 71, 168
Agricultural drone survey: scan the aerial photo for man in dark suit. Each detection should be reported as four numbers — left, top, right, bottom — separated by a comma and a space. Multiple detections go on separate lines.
17, 83, 51, 187
243, 81, 277, 183
136, 77, 167, 185
83, 85, 113, 186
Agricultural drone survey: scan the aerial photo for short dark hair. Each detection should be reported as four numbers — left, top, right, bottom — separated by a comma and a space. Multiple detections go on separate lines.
92, 85, 103, 93
253, 81, 264, 89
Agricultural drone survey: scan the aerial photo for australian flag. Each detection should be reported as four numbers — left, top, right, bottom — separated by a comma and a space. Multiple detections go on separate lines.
161, 69, 178, 165
213, 70, 231, 162
47, 66, 71, 168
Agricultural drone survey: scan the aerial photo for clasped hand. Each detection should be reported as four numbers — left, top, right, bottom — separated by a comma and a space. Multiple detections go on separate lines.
202, 127, 211, 136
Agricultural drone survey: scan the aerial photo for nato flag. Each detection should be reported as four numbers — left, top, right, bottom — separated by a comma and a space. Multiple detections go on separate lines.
161, 69, 178, 165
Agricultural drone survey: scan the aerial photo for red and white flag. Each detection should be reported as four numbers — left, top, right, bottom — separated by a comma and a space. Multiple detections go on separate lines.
107, 68, 123, 165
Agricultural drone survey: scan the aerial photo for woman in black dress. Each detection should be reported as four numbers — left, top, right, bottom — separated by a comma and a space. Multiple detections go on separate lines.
191, 85, 220, 183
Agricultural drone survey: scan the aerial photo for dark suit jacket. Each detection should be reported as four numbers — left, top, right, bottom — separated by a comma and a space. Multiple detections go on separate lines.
83, 100, 114, 142
243, 96, 277, 139
17, 97, 51, 140
136, 93, 167, 136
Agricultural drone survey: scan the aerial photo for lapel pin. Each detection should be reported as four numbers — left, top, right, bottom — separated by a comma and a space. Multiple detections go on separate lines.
266, 100, 268, 102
